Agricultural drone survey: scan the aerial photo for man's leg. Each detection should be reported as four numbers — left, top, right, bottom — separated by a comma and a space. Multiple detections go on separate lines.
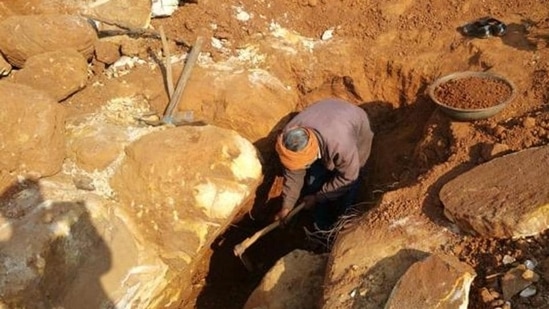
302, 161, 335, 230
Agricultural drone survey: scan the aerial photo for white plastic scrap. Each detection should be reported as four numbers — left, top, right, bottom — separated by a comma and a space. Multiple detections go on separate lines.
151, 0, 179, 17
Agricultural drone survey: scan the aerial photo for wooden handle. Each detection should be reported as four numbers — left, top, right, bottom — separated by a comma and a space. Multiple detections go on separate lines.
162, 36, 204, 123
233, 202, 305, 257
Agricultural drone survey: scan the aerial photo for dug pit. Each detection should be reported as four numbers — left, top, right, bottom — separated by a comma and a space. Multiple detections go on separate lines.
1, 1, 549, 309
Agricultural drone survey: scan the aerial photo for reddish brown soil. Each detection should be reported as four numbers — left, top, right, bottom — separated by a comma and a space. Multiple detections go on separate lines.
434, 77, 514, 109
147, 1, 549, 308
48, 0, 549, 308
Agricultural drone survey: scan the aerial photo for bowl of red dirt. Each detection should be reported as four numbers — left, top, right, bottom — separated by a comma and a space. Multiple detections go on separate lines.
427, 71, 517, 121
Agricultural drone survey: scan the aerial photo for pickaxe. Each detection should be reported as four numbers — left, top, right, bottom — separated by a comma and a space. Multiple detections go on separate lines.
233, 202, 305, 271
138, 35, 204, 126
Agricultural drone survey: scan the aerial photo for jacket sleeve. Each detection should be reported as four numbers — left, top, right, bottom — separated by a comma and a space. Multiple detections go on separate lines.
281, 168, 306, 209
316, 145, 360, 203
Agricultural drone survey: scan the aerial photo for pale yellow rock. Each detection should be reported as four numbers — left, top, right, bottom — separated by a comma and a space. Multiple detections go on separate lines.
244, 250, 328, 309
385, 253, 476, 309
13, 48, 89, 101
0, 81, 66, 177
0, 15, 97, 68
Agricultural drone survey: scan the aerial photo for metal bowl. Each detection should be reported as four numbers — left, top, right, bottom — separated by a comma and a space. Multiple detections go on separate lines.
427, 71, 517, 121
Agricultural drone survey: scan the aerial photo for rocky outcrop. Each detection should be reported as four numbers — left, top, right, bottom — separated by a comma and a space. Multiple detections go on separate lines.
0, 82, 66, 177
13, 48, 89, 101
0, 15, 97, 68
440, 146, 549, 238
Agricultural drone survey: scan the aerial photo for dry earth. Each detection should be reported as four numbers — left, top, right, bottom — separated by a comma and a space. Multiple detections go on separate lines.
1, 0, 549, 308
144, 1, 549, 308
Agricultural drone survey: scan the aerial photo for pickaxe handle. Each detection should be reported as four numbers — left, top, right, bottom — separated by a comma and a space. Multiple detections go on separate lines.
233, 202, 305, 257
162, 36, 204, 124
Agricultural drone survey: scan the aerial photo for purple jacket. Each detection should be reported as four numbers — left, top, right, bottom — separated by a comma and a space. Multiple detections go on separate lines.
281, 98, 374, 209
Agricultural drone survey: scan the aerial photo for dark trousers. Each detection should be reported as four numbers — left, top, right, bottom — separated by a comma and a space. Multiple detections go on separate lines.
301, 161, 361, 230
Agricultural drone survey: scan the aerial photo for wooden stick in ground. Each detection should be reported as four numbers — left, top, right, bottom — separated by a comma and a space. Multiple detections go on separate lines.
233, 202, 306, 258
162, 36, 204, 124
159, 25, 174, 99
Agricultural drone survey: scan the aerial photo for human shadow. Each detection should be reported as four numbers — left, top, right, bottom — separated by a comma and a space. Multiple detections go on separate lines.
349, 248, 429, 309
0, 178, 114, 309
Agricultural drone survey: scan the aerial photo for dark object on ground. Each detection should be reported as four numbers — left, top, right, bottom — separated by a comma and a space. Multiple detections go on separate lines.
460, 17, 507, 38
427, 71, 517, 121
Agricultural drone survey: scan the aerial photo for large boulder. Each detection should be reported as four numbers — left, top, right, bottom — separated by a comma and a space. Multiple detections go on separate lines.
85, 0, 152, 29
13, 48, 89, 101
110, 125, 263, 303
440, 146, 549, 238
0, 82, 66, 177
0, 176, 167, 309
0, 14, 97, 68
385, 253, 476, 309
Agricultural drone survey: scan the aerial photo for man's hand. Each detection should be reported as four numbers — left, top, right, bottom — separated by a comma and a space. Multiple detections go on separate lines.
302, 195, 317, 210
275, 206, 292, 222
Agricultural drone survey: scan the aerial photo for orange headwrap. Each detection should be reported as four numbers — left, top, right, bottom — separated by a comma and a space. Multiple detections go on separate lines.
275, 127, 319, 171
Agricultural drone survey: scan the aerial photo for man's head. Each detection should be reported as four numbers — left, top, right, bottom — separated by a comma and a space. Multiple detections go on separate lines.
275, 127, 319, 170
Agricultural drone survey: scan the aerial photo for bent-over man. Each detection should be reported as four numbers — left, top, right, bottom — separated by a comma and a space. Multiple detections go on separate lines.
274, 98, 374, 230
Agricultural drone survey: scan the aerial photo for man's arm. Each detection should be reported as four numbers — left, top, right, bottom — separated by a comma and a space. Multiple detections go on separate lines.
281, 168, 306, 210
317, 147, 360, 203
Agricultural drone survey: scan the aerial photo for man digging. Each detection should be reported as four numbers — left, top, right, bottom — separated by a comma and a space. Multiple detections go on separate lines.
274, 98, 374, 241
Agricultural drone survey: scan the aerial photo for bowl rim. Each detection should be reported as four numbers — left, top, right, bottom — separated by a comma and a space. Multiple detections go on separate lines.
427, 71, 517, 113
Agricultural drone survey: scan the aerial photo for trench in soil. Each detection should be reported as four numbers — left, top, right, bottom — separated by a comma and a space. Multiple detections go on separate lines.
185, 64, 443, 309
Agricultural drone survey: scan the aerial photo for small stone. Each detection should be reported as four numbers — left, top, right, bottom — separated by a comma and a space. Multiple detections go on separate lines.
524, 259, 537, 270
321, 28, 334, 40
502, 255, 516, 264
481, 143, 510, 160
214, 31, 231, 40
479, 287, 496, 303
94, 40, 121, 65
493, 125, 506, 137
522, 117, 536, 128
73, 174, 96, 191
521, 269, 540, 282
491, 299, 505, 306
519, 286, 537, 297
308, 0, 318, 6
